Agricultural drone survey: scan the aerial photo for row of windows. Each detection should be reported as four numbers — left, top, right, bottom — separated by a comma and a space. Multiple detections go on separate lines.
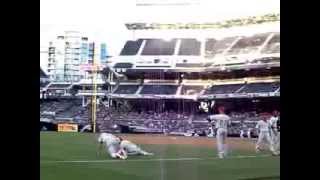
120, 33, 279, 56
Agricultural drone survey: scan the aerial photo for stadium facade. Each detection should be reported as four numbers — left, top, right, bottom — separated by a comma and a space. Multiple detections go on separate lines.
40, 18, 280, 136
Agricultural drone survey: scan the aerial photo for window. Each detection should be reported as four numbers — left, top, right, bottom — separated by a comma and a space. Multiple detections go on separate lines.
178, 39, 201, 55
205, 37, 238, 57
228, 33, 271, 55
261, 33, 280, 54
141, 39, 177, 55
120, 39, 143, 55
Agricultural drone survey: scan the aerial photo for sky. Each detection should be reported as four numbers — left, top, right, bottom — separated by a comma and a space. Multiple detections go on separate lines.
40, 0, 280, 71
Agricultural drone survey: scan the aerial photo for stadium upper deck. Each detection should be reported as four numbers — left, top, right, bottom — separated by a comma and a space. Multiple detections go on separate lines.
107, 22, 279, 73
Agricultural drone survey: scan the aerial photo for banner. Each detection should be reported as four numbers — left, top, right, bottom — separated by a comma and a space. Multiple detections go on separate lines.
57, 123, 78, 132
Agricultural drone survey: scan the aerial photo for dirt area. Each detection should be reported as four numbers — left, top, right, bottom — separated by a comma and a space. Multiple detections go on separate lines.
119, 134, 256, 151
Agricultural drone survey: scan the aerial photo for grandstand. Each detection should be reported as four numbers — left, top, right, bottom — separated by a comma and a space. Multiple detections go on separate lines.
40, 19, 279, 138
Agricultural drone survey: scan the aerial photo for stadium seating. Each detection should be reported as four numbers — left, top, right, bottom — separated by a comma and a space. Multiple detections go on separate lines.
239, 82, 279, 93
47, 83, 72, 89
40, 97, 266, 137
114, 85, 140, 94
40, 81, 50, 88
204, 84, 244, 94
181, 85, 204, 95
140, 85, 178, 95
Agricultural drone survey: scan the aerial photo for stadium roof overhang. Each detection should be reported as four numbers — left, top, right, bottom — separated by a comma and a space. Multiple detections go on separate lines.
125, 13, 280, 30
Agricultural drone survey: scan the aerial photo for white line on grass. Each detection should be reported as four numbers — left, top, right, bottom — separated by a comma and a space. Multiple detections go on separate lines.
41, 154, 274, 164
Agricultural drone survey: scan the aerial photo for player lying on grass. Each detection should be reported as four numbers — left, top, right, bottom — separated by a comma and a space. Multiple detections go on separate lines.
118, 137, 154, 156
97, 133, 127, 159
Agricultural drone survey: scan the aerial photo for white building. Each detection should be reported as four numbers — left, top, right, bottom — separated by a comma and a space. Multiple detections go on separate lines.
47, 31, 108, 83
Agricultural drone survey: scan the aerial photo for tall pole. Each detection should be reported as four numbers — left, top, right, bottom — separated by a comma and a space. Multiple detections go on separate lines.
91, 43, 97, 133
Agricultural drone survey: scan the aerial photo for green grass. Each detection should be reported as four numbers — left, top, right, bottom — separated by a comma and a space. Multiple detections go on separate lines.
40, 132, 280, 180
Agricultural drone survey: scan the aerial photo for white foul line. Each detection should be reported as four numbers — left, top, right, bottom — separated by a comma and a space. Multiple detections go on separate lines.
41, 154, 274, 164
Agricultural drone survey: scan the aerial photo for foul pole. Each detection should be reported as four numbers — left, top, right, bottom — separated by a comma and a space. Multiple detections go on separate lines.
91, 45, 97, 133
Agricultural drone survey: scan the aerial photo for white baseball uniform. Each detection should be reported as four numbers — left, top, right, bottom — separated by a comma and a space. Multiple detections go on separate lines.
255, 120, 275, 153
98, 133, 121, 158
209, 114, 231, 158
269, 117, 280, 153
240, 129, 245, 139
240, 124, 247, 139
247, 128, 252, 139
120, 140, 153, 156
207, 126, 215, 137
269, 116, 279, 145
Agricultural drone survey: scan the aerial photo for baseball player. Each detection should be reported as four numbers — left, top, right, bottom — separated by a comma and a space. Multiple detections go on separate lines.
208, 106, 231, 159
274, 116, 280, 154
240, 129, 245, 139
240, 123, 247, 139
119, 138, 154, 156
268, 110, 280, 151
97, 133, 127, 159
255, 115, 277, 155
247, 127, 252, 139
277, 116, 280, 132
207, 126, 215, 137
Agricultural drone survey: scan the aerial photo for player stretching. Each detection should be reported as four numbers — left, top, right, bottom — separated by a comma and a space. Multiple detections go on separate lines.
255, 115, 278, 155
208, 106, 231, 159
119, 138, 154, 156
97, 133, 127, 159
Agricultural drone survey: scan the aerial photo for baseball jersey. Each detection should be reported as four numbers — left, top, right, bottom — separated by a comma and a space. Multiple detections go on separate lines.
256, 120, 271, 132
209, 114, 231, 130
120, 140, 139, 153
269, 116, 279, 129
98, 133, 120, 147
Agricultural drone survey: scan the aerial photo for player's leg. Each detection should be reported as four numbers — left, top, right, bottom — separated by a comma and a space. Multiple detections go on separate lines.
139, 148, 154, 156
131, 145, 154, 156
255, 132, 264, 152
216, 129, 224, 158
222, 130, 228, 157
108, 146, 126, 159
265, 133, 277, 155
270, 130, 277, 148
272, 132, 280, 154
276, 132, 280, 154
274, 131, 280, 152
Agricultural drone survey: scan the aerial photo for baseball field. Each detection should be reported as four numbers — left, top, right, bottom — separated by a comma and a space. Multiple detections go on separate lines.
40, 132, 280, 180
